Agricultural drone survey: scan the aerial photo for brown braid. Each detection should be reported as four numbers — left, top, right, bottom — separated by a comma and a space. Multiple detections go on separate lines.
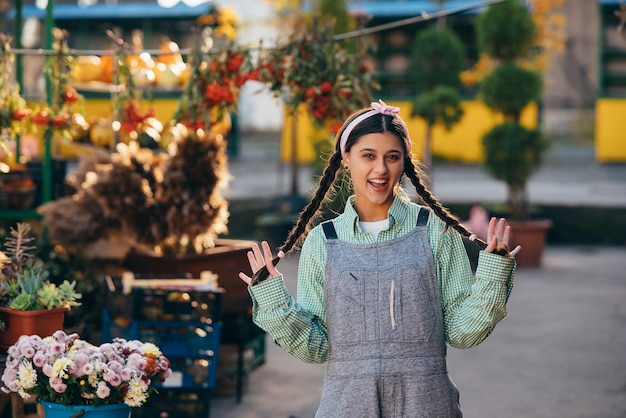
279, 151, 343, 254
404, 157, 487, 250
403, 157, 508, 255
250, 151, 343, 284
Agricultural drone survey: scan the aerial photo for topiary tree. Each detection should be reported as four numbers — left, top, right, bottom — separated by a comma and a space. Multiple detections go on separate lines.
477, 0, 549, 221
409, 25, 466, 183
410, 26, 465, 93
411, 85, 463, 180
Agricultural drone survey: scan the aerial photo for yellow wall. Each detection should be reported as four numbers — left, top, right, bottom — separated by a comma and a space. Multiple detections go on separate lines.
80, 97, 181, 122
595, 99, 626, 162
281, 100, 538, 164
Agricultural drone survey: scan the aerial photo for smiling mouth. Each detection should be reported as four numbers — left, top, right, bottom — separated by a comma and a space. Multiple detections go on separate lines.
368, 179, 388, 190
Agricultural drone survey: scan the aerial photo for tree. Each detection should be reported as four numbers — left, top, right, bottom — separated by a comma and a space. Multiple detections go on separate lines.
409, 25, 466, 184
477, 0, 549, 221
410, 85, 463, 181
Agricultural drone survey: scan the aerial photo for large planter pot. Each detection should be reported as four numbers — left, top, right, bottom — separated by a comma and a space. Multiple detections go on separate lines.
124, 239, 257, 316
0, 306, 69, 349
509, 219, 553, 268
38, 401, 131, 418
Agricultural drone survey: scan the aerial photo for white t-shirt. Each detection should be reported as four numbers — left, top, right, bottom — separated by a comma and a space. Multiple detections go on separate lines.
358, 218, 390, 238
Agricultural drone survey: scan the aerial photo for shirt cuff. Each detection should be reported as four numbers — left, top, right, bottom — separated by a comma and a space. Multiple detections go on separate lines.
476, 251, 516, 283
247, 275, 290, 308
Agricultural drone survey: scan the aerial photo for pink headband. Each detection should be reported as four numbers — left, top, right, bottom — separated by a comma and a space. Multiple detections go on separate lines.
339, 99, 412, 157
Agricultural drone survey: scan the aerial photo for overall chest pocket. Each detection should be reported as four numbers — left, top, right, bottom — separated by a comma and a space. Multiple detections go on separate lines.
326, 268, 368, 343
381, 263, 437, 342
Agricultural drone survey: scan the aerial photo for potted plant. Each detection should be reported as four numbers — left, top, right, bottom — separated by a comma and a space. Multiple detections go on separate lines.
1, 330, 171, 417
0, 223, 82, 348
476, 0, 552, 267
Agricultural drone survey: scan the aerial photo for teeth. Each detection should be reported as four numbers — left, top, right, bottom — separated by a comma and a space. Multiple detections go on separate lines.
370, 179, 387, 184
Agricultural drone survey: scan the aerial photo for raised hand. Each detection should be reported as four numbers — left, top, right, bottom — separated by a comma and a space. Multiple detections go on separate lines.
238, 241, 282, 286
484, 217, 521, 257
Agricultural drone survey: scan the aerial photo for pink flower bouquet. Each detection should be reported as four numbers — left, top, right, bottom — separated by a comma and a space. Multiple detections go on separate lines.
1, 330, 171, 407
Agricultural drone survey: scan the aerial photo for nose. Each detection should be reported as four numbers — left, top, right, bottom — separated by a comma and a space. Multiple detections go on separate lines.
374, 156, 388, 173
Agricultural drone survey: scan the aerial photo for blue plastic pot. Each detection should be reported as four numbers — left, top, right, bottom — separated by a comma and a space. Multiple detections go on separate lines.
38, 401, 131, 418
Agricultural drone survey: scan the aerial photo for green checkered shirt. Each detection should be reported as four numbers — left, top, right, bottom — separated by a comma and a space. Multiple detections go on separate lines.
249, 194, 515, 363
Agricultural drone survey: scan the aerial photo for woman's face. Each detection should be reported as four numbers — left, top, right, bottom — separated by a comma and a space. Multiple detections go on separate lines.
343, 132, 405, 221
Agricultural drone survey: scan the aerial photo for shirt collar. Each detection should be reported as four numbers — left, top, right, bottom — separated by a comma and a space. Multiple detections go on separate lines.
343, 191, 411, 236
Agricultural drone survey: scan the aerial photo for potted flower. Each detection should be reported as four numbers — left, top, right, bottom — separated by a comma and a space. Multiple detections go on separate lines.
1, 330, 171, 417
0, 223, 82, 348
476, 0, 552, 267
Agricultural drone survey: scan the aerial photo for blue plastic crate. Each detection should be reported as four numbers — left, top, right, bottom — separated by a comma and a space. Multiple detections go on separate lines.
102, 313, 221, 389
135, 321, 221, 358
158, 355, 219, 389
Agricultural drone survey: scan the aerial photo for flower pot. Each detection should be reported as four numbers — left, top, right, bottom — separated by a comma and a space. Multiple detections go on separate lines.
509, 219, 553, 268
124, 239, 256, 316
38, 401, 131, 418
0, 306, 68, 349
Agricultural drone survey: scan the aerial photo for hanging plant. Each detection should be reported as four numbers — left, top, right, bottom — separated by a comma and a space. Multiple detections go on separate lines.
0, 34, 31, 153
258, 22, 378, 128
173, 34, 257, 131
30, 29, 85, 140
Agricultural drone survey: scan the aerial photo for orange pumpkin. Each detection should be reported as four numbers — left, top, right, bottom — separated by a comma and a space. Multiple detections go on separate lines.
156, 41, 184, 66
100, 52, 114, 83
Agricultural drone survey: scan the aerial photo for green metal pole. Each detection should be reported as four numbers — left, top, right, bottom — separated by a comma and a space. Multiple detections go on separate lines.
44, 0, 54, 104
14, 0, 22, 162
43, 0, 54, 204
15, 0, 22, 90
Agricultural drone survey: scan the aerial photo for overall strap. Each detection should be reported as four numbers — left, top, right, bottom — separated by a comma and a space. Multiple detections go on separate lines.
416, 207, 431, 227
322, 220, 338, 240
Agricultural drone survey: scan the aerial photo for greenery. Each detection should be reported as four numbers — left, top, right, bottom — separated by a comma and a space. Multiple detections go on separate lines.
0, 223, 81, 313
409, 26, 466, 93
482, 123, 548, 219
480, 63, 542, 120
477, 0, 548, 221
411, 85, 464, 129
475, 0, 536, 62
409, 25, 466, 182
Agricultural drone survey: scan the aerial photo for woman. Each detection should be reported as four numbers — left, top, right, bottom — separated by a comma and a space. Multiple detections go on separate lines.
239, 100, 519, 417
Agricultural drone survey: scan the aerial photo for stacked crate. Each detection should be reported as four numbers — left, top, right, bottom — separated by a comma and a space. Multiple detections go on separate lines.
101, 272, 222, 418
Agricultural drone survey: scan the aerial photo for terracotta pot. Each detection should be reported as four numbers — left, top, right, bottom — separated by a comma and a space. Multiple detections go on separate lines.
509, 219, 553, 268
124, 239, 257, 316
0, 306, 69, 349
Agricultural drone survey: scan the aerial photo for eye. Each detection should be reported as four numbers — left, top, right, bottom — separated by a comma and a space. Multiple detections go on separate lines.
386, 154, 401, 161
362, 153, 375, 159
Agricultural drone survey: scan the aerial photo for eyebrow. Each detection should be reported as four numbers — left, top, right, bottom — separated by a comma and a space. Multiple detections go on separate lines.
357, 147, 402, 154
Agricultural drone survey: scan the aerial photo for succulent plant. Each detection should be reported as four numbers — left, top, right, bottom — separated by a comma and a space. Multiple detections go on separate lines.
0, 222, 82, 311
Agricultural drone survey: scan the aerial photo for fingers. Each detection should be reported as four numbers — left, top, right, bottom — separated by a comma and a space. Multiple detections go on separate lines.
485, 217, 512, 256
485, 235, 497, 253
238, 272, 252, 286
239, 241, 281, 286
487, 217, 497, 242
247, 247, 259, 273
261, 241, 281, 278
510, 245, 522, 257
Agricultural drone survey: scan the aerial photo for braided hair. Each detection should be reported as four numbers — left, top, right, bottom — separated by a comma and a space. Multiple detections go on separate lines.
252, 105, 497, 283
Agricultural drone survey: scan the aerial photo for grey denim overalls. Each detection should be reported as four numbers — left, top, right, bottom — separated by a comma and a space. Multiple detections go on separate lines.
315, 208, 462, 418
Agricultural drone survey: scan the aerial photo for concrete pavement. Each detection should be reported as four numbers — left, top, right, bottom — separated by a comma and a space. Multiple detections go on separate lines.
209, 132, 626, 417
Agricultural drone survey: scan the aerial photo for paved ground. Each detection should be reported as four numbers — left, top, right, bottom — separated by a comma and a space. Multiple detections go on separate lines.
209, 132, 626, 418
